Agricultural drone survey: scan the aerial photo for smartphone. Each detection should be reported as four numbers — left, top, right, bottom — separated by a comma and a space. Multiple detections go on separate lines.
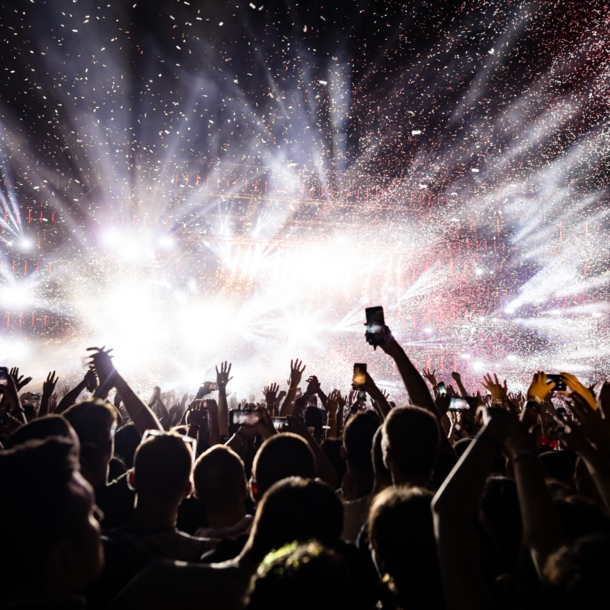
357, 390, 367, 402
207, 382, 219, 391
229, 410, 260, 426
436, 382, 447, 396
0, 367, 9, 386
353, 363, 367, 389
546, 374, 567, 392
271, 416, 290, 431
365, 306, 386, 346
448, 397, 470, 411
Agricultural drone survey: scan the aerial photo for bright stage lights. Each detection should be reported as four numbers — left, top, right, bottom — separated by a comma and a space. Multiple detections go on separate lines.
19, 238, 34, 251
0, 283, 34, 308
100, 229, 154, 263
0, 338, 31, 361
101, 230, 121, 245
158, 235, 175, 249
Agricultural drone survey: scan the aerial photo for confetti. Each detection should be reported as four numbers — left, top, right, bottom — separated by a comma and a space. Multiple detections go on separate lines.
0, 0, 607, 392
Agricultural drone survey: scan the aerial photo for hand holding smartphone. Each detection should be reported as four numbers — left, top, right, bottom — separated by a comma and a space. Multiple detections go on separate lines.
0, 367, 9, 386
448, 397, 470, 411
352, 363, 367, 389
365, 306, 386, 347
229, 410, 260, 426
271, 417, 290, 431
546, 374, 567, 392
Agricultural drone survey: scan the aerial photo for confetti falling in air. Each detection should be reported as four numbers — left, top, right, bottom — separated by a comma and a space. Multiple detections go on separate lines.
0, 0, 609, 397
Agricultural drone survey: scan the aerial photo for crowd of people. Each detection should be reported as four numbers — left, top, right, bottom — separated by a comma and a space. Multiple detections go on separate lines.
2, 324, 610, 610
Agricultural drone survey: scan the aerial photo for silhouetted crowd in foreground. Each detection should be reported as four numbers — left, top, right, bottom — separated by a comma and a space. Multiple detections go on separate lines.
2, 324, 610, 610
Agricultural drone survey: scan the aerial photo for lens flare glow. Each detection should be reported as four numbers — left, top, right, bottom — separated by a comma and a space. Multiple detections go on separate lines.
0, 0, 609, 394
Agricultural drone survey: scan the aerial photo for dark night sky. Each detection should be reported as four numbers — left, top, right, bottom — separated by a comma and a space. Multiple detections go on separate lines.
1, 0, 608, 198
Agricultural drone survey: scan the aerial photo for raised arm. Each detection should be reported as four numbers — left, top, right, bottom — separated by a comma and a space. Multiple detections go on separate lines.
88, 347, 162, 435
264, 383, 279, 416
39, 371, 58, 417
9, 367, 32, 393
501, 400, 562, 581
451, 371, 470, 398
326, 390, 340, 438
55, 369, 96, 414
305, 375, 328, 408
379, 327, 435, 411
432, 409, 510, 610
362, 371, 391, 420
279, 359, 306, 416
216, 361, 232, 437
304, 375, 328, 408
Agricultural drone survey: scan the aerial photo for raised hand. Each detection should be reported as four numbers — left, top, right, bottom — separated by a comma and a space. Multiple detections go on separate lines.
422, 368, 438, 386
264, 383, 279, 404
561, 372, 597, 411
84, 369, 98, 392
327, 390, 341, 415
9, 367, 32, 392
527, 371, 554, 402
305, 375, 321, 396
86, 346, 116, 384
186, 399, 208, 427
42, 371, 58, 398
482, 373, 508, 401
451, 371, 462, 382
197, 382, 214, 398
288, 359, 306, 389
215, 361, 233, 388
